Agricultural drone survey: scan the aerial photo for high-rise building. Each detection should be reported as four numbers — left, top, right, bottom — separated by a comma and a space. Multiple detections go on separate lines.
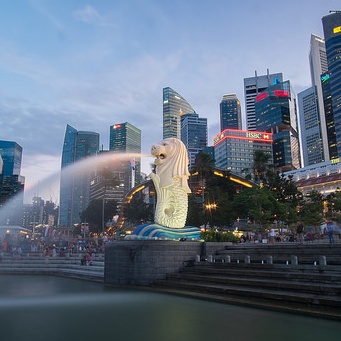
214, 129, 273, 177
322, 11, 341, 159
244, 70, 283, 131
59, 125, 99, 228
309, 34, 329, 161
109, 122, 141, 188
255, 80, 301, 172
181, 113, 208, 169
163, 87, 196, 139
0, 140, 25, 225
297, 86, 324, 166
0, 141, 22, 177
321, 72, 338, 161
220, 94, 242, 131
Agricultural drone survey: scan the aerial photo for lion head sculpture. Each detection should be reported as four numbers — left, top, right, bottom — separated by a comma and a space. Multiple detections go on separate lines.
151, 138, 191, 193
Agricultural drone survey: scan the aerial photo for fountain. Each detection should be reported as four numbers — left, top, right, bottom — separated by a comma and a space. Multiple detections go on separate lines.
125, 138, 201, 240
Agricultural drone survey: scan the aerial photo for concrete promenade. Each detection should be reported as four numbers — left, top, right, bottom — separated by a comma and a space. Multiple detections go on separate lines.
0, 251, 105, 282
1, 241, 341, 320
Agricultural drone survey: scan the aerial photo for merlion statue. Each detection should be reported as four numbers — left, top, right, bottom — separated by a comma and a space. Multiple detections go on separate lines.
126, 138, 201, 240
150, 138, 191, 228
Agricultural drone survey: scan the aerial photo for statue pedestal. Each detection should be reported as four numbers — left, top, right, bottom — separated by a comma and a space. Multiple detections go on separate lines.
104, 240, 201, 285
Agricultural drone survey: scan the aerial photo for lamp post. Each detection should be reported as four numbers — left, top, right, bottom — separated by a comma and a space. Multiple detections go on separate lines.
204, 202, 217, 230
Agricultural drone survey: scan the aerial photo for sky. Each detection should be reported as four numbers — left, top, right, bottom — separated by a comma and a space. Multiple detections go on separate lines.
1, 0, 340, 204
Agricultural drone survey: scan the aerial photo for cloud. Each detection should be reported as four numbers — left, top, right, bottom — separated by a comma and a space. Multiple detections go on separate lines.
74, 5, 102, 24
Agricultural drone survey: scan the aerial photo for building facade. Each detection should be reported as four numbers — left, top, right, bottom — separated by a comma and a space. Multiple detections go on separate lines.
309, 34, 329, 161
297, 86, 324, 166
181, 113, 208, 169
220, 94, 242, 131
321, 72, 338, 161
213, 129, 273, 177
322, 12, 341, 159
244, 70, 283, 131
0, 140, 25, 226
284, 160, 341, 197
255, 80, 301, 172
163, 87, 196, 139
59, 125, 99, 228
109, 122, 141, 188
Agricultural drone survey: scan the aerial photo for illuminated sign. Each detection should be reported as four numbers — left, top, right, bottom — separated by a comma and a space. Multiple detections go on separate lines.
255, 92, 268, 102
113, 124, 121, 129
246, 132, 271, 140
321, 74, 330, 83
274, 89, 289, 97
333, 26, 341, 34
214, 129, 272, 145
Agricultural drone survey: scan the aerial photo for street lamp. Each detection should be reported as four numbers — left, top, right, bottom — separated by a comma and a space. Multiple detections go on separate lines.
204, 202, 217, 230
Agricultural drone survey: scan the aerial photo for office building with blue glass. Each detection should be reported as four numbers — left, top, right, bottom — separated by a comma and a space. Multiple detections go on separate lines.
109, 122, 141, 188
59, 125, 99, 228
0, 140, 25, 225
255, 80, 301, 172
181, 113, 207, 169
322, 11, 341, 160
220, 94, 242, 131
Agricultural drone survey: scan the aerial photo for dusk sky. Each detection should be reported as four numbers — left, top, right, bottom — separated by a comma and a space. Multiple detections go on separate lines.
1, 0, 340, 203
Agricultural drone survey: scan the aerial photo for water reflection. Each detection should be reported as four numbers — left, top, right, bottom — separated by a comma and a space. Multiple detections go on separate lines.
0, 275, 340, 341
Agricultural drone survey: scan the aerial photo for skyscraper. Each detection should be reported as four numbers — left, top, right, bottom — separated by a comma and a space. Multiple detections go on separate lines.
244, 70, 283, 131
309, 34, 329, 161
59, 125, 99, 228
181, 113, 207, 169
0, 140, 25, 225
322, 11, 341, 159
109, 122, 141, 188
298, 87, 324, 166
321, 72, 338, 161
255, 80, 301, 172
163, 87, 196, 139
220, 94, 242, 131
0, 141, 22, 177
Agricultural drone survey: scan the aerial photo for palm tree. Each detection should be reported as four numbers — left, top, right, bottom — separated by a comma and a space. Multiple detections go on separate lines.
252, 150, 272, 184
191, 152, 215, 206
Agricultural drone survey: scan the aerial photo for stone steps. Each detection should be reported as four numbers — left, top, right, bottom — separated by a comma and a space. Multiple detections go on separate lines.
152, 262, 341, 320
0, 253, 104, 282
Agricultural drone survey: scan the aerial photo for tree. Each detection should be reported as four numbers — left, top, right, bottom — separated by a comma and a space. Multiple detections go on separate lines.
233, 187, 279, 229
300, 190, 324, 227
191, 152, 215, 205
252, 150, 272, 184
122, 194, 153, 226
186, 194, 203, 227
80, 199, 118, 234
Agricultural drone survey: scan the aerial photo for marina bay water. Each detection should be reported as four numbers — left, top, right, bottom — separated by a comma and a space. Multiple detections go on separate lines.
0, 275, 341, 341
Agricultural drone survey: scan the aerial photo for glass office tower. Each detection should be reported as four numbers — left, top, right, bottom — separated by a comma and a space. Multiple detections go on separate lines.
220, 94, 242, 131
255, 80, 301, 172
109, 122, 141, 188
322, 11, 341, 159
59, 125, 99, 228
297, 86, 324, 166
309, 34, 329, 161
163, 87, 196, 139
0, 140, 24, 225
181, 113, 208, 169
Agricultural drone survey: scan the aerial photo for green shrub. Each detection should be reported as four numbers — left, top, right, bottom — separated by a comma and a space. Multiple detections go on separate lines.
200, 231, 239, 243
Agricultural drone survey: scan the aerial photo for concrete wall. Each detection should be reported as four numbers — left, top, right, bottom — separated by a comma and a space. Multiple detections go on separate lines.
105, 240, 232, 286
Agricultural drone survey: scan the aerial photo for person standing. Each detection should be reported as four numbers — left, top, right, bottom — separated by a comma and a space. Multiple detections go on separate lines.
296, 221, 304, 243
327, 220, 335, 244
